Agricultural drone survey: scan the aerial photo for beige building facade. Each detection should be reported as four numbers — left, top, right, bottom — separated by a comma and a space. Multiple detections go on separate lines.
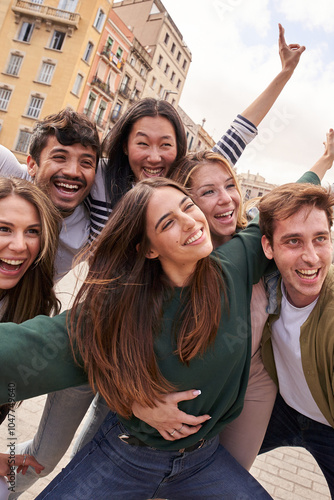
238, 170, 277, 201
113, 0, 191, 107
0, 0, 112, 161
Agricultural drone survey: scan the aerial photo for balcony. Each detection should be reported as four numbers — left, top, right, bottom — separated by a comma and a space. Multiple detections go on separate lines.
119, 83, 130, 99
83, 108, 108, 131
12, 0, 80, 31
101, 45, 124, 72
91, 76, 114, 100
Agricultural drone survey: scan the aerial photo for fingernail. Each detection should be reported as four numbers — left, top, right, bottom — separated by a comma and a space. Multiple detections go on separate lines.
193, 390, 201, 396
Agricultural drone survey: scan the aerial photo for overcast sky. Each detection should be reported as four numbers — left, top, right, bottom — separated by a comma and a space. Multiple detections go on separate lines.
162, 0, 334, 186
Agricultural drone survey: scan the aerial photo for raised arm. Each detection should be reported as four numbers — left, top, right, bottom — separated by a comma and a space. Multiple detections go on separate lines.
213, 24, 305, 165
241, 24, 305, 126
309, 129, 334, 181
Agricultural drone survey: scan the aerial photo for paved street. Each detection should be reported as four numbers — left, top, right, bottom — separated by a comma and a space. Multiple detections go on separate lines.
0, 267, 331, 499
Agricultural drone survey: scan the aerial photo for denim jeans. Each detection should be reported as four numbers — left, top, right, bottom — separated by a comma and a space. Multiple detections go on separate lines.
260, 393, 334, 498
9, 385, 95, 499
37, 411, 271, 500
70, 392, 109, 458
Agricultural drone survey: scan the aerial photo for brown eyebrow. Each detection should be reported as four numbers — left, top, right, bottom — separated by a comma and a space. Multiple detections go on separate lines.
154, 195, 189, 230
0, 220, 41, 228
280, 230, 330, 242
50, 147, 96, 160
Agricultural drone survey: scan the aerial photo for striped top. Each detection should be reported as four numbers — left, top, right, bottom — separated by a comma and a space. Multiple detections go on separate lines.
86, 114, 258, 240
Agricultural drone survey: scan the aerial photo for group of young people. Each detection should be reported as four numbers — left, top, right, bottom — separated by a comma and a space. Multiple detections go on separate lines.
0, 24, 333, 499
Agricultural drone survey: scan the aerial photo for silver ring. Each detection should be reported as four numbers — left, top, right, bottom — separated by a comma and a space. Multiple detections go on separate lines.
22, 455, 27, 466
177, 425, 183, 433
170, 429, 176, 436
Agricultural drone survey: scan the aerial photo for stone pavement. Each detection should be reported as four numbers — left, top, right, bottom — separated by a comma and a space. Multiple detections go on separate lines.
0, 268, 331, 499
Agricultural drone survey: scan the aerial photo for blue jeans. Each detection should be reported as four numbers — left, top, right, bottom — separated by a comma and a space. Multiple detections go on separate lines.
37, 411, 272, 499
260, 393, 334, 498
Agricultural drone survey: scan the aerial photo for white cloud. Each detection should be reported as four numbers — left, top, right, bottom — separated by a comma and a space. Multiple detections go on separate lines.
276, 0, 334, 32
163, 0, 334, 185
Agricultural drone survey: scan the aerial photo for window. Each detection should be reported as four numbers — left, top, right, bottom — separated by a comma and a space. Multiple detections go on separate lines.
17, 22, 34, 42
188, 136, 194, 150
176, 51, 181, 62
96, 100, 107, 126
258, 191, 263, 197
116, 47, 123, 59
151, 77, 156, 89
112, 102, 122, 120
139, 66, 145, 77
164, 63, 170, 75
157, 55, 163, 67
6, 54, 23, 76
171, 42, 176, 54
49, 30, 65, 50
83, 41, 94, 63
72, 73, 83, 95
38, 62, 55, 84
176, 79, 181, 89
15, 130, 32, 154
171, 98, 176, 106
130, 56, 136, 67
158, 84, 164, 97
27, 96, 44, 118
57, 0, 78, 11
94, 8, 105, 32
164, 33, 170, 45
85, 92, 96, 115
170, 71, 175, 83
182, 59, 187, 70
245, 189, 251, 200
0, 88, 12, 111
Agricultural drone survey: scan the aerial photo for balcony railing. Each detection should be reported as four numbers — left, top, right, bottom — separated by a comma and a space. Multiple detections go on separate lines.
91, 76, 114, 100
12, 0, 80, 29
119, 83, 130, 99
83, 108, 107, 130
101, 45, 124, 72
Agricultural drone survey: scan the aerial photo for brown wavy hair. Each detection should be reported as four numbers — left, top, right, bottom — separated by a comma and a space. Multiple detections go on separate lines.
171, 150, 247, 231
0, 177, 60, 323
70, 178, 224, 418
259, 183, 334, 247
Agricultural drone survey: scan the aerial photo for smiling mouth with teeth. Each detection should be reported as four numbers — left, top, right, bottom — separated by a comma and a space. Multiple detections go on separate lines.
296, 269, 319, 280
0, 258, 24, 271
55, 182, 79, 192
215, 210, 234, 219
143, 167, 164, 175
184, 229, 203, 245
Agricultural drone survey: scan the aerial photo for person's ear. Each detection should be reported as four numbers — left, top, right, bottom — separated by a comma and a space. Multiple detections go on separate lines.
27, 155, 38, 178
123, 142, 128, 155
261, 235, 274, 260
135, 243, 159, 259
145, 249, 159, 259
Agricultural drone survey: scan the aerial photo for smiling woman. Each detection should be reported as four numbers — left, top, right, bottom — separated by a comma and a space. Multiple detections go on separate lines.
0, 177, 60, 323
0, 177, 60, 500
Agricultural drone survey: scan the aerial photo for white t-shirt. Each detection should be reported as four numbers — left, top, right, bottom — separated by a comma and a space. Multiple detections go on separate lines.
272, 282, 330, 426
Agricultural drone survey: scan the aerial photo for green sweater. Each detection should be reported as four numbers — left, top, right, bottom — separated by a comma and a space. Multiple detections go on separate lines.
0, 171, 320, 450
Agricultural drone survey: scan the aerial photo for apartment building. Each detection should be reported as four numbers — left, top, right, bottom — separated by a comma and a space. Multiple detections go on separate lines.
0, 0, 112, 161
113, 0, 191, 107
177, 106, 215, 151
77, 8, 132, 137
238, 170, 277, 201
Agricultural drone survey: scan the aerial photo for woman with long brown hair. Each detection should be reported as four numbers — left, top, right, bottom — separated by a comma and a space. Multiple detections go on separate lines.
0, 172, 316, 498
0, 177, 60, 499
